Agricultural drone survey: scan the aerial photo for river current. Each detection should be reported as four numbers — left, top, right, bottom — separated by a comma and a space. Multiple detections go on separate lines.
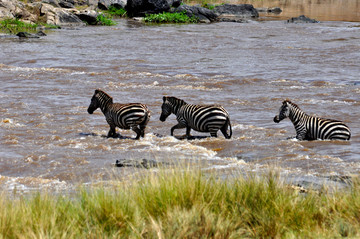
1, 8, 360, 192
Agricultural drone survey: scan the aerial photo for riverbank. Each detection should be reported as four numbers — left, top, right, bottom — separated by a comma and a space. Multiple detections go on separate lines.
1, 169, 360, 238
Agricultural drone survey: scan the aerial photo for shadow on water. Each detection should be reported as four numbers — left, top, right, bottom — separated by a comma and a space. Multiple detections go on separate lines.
79, 132, 209, 140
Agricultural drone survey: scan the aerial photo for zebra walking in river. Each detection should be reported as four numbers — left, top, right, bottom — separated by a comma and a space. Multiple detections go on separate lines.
273, 100, 351, 140
87, 89, 150, 139
160, 96, 232, 139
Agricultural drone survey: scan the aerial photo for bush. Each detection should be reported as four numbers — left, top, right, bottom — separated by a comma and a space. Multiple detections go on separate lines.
96, 14, 117, 26
106, 6, 127, 17
144, 11, 199, 23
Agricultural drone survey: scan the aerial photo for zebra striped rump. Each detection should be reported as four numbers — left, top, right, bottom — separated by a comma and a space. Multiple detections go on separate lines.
274, 100, 351, 141
88, 89, 150, 139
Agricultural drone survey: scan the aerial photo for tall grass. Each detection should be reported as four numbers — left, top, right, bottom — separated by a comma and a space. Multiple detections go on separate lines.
1, 169, 360, 238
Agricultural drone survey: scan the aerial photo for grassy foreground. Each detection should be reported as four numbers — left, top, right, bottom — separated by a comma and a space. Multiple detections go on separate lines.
1, 170, 360, 238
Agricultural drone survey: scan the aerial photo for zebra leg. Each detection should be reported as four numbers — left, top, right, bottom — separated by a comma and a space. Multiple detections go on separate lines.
186, 126, 192, 138
139, 124, 146, 138
132, 126, 142, 140
210, 131, 218, 137
107, 126, 117, 138
170, 124, 186, 136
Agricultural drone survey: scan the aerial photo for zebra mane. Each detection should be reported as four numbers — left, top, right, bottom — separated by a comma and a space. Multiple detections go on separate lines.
164, 96, 187, 106
283, 100, 300, 110
95, 89, 113, 104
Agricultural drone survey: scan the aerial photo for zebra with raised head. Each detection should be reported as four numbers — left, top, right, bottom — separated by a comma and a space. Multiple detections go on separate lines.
273, 100, 351, 140
159, 96, 232, 139
87, 89, 150, 140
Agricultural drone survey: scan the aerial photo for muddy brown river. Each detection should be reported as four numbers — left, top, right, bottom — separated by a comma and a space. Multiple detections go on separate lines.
1, 2, 360, 192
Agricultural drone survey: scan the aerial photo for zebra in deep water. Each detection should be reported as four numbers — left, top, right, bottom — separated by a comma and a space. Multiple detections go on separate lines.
159, 96, 232, 139
273, 100, 351, 140
87, 89, 150, 139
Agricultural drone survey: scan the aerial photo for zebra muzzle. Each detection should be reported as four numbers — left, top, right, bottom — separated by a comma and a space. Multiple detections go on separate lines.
273, 116, 280, 123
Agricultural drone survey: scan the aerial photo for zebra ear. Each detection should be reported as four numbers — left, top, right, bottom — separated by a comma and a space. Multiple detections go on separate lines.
95, 89, 100, 94
163, 96, 166, 102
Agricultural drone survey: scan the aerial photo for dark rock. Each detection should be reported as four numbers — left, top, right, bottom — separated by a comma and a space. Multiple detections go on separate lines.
125, 0, 170, 17
41, 0, 61, 8
76, 10, 99, 25
168, 0, 181, 8
36, 30, 47, 36
214, 4, 259, 20
57, 10, 83, 24
172, 4, 218, 23
98, 0, 127, 10
268, 7, 282, 13
59, 0, 75, 8
16, 32, 40, 38
115, 158, 160, 168
287, 15, 319, 23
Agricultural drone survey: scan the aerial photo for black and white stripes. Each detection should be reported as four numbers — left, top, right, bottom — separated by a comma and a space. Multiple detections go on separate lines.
159, 96, 232, 139
87, 90, 351, 141
87, 89, 150, 139
273, 100, 351, 140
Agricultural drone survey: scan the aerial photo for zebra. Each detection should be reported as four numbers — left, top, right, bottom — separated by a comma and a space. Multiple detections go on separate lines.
273, 100, 351, 140
87, 89, 150, 140
159, 96, 232, 139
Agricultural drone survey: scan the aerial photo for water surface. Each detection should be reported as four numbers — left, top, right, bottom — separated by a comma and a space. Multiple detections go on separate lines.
1, 11, 360, 192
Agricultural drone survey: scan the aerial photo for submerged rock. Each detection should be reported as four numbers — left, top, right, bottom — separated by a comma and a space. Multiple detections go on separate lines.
287, 15, 319, 23
16, 32, 40, 38
115, 158, 160, 169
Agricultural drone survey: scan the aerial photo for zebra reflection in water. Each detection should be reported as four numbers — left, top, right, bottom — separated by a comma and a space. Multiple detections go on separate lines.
160, 96, 232, 139
87, 89, 150, 140
274, 100, 351, 140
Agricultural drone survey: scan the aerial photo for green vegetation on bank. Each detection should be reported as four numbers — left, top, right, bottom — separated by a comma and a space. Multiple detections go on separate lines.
0, 18, 59, 34
96, 14, 117, 26
1, 169, 360, 238
0, 18, 37, 34
144, 11, 199, 23
105, 6, 127, 17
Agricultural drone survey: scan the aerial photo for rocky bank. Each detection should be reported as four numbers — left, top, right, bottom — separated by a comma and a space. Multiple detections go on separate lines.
0, 0, 262, 27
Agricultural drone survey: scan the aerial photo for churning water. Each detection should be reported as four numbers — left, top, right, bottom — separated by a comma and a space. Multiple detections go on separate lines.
1, 7, 360, 192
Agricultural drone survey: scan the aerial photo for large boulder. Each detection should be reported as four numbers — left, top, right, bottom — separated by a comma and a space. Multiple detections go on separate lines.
125, 0, 170, 17
214, 4, 258, 22
38, 3, 85, 26
0, 0, 37, 22
172, 4, 218, 23
98, 0, 127, 10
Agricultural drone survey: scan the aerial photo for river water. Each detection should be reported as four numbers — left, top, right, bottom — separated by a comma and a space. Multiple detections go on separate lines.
1, 4, 360, 192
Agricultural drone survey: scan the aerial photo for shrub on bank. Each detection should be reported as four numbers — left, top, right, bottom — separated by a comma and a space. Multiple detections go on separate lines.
144, 12, 199, 23
1, 169, 360, 238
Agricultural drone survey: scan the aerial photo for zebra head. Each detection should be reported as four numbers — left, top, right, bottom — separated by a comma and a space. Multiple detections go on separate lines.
87, 90, 101, 114
274, 100, 292, 123
160, 96, 186, 122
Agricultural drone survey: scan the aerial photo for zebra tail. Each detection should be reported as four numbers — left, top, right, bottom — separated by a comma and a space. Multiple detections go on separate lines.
226, 118, 232, 139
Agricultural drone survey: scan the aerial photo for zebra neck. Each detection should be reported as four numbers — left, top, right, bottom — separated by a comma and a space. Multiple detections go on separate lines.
289, 108, 308, 125
172, 102, 186, 115
99, 97, 112, 114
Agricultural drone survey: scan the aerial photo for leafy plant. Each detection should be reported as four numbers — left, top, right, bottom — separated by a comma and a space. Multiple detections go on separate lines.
144, 11, 199, 23
96, 14, 117, 26
106, 6, 127, 17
